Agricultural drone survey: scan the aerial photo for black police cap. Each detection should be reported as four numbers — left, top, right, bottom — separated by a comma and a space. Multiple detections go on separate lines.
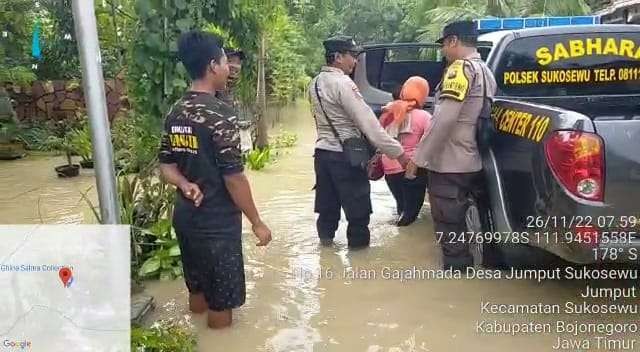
436, 20, 479, 44
323, 35, 363, 54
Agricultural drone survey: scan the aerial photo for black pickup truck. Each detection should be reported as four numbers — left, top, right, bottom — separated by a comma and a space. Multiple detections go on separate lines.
354, 25, 640, 267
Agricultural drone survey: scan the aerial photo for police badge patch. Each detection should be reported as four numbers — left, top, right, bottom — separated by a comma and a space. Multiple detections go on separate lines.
441, 60, 469, 101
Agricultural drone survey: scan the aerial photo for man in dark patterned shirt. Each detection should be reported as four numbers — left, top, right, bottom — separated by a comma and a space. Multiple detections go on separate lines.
158, 31, 272, 329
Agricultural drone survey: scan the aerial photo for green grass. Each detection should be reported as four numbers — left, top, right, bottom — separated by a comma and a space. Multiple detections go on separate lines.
131, 322, 196, 352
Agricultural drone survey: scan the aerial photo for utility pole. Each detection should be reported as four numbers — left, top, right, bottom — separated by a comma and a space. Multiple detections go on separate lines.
71, 0, 120, 224
255, 32, 269, 148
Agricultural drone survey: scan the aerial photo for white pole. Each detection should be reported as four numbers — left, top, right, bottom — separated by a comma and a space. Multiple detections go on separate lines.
71, 0, 119, 224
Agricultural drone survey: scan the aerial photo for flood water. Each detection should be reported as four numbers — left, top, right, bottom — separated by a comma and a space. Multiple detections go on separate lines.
0, 154, 98, 224
1, 101, 638, 351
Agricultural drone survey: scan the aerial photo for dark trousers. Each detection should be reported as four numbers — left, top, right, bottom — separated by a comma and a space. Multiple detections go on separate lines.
314, 149, 372, 247
427, 170, 483, 271
384, 169, 427, 220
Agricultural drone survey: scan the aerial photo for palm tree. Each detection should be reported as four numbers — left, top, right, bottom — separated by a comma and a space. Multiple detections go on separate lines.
515, 0, 591, 16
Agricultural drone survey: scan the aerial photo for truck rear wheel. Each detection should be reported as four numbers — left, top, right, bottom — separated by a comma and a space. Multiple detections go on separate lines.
466, 199, 507, 269
469, 204, 560, 269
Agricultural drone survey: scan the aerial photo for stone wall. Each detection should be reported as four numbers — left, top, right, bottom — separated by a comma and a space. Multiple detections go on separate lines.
3, 75, 129, 122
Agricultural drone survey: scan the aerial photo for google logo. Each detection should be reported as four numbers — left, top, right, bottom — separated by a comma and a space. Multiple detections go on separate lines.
2, 339, 32, 350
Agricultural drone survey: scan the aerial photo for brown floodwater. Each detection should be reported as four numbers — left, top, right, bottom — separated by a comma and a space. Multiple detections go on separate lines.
1, 101, 638, 351
0, 154, 99, 224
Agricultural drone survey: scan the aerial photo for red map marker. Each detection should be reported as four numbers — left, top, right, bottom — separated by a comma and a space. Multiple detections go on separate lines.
59, 267, 73, 288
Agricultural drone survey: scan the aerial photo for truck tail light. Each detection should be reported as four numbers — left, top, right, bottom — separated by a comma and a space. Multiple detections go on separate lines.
544, 131, 604, 202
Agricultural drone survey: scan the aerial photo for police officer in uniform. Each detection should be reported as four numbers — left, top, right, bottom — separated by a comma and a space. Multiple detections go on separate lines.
408, 21, 497, 270
310, 35, 409, 248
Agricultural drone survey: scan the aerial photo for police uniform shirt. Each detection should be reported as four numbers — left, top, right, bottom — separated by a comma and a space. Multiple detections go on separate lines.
310, 66, 404, 158
413, 52, 497, 173
159, 91, 243, 237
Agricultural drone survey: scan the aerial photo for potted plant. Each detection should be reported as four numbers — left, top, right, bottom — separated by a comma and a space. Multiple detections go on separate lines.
0, 120, 26, 160
47, 122, 81, 177
70, 124, 94, 168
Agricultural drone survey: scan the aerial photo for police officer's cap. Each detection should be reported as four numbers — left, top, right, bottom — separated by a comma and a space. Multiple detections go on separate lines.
436, 20, 479, 44
323, 35, 363, 55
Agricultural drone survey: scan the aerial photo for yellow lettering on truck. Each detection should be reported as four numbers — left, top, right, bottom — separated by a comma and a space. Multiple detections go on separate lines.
620, 40, 635, 58
603, 38, 619, 55
493, 108, 551, 143
569, 40, 585, 58
586, 38, 602, 55
536, 38, 640, 66
536, 47, 553, 66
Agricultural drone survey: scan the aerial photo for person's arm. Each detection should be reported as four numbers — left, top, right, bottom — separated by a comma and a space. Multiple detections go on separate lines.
403, 111, 428, 179
159, 163, 203, 206
223, 173, 270, 246
212, 115, 271, 246
337, 79, 408, 165
158, 131, 203, 206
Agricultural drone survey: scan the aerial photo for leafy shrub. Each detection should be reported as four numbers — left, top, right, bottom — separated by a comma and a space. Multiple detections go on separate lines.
40, 119, 84, 166
43, 133, 75, 166
0, 65, 37, 86
120, 174, 179, 281
246, 146, 272, 170
83, 173, 179, 282
137, 219, 182, 281
15, 122, 59, 151
112, 112, 161, 175
69, 122, 93, 162
271, 130, 297, 149
131, 322, 196, 352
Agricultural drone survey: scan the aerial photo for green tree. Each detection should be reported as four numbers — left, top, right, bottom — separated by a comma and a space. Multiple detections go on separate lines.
129, 0, 261, 118
284, 0, 339, 76
264, 5, 309, 104
96, 0, 137, 77
129, 0, 314, 145
35, 0, 82, 80
1, 0, 137, 81
335, 0, 408, 44
0, 0, 34, 67
0, 0, 38, 83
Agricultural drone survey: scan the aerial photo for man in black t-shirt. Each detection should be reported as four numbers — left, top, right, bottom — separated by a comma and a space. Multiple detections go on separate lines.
158, 31, 272, 329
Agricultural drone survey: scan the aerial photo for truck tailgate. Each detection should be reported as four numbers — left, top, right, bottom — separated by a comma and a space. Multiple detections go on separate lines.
594, 117, 640, 217
508, 95, 640, 222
